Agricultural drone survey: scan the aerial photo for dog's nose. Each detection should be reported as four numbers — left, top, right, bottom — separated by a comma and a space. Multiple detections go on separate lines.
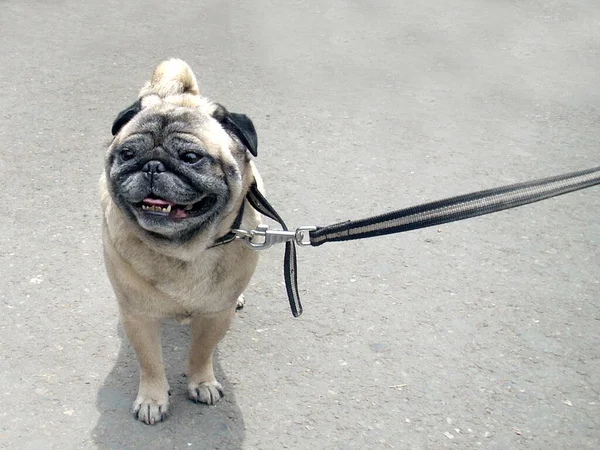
142, 160, 166, 174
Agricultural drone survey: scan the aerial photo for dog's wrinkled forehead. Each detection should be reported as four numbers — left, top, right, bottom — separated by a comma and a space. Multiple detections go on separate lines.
112, 95, 214, 137
112, 96, 257, 157
115, 101, 212, 142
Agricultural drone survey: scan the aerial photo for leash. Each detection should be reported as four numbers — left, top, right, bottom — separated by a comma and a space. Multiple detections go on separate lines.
109, 97, 598, 317
231, 166, 600, 317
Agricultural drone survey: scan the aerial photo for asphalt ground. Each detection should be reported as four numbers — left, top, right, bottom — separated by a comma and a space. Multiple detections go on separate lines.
1, 1, 599, 448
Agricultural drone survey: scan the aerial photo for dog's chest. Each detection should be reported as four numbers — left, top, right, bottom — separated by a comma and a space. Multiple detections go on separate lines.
104, 221, 257, 317
139, 256, 217, 307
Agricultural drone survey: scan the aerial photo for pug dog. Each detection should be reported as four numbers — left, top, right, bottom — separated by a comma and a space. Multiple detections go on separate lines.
100, 59, 262, 425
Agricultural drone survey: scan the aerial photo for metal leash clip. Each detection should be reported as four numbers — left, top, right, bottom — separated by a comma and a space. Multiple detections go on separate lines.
232, 225, 316, 250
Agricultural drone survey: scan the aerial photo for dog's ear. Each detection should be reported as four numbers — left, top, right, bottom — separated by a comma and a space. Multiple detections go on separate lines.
111, 99, 142, 136
225, 112, 258, 157
213, 105, 258, 157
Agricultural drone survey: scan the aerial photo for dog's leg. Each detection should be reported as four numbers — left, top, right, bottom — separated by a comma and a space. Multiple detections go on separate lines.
121, 311, 170, 424
187, 308, 235, 404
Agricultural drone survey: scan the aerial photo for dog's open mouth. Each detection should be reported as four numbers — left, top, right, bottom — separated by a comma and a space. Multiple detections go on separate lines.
137, 195, 217, 220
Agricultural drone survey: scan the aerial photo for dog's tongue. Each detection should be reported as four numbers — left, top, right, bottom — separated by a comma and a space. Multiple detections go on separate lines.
143, 198, 173, 207
170, 208, 188, 219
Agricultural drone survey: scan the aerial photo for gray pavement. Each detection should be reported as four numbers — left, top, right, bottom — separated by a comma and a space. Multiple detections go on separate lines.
1, 0, 599, 448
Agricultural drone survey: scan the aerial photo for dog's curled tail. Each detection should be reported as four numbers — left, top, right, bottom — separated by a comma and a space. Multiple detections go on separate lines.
139, 58, 200, 98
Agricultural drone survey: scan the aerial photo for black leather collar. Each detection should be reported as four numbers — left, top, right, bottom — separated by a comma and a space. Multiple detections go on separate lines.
208, 200, 246, 249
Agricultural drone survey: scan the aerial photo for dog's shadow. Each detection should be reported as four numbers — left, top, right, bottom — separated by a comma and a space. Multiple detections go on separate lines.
92, 320, 245, 449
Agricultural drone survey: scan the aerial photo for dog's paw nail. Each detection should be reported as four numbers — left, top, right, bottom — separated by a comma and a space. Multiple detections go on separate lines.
235, 294, 246, 310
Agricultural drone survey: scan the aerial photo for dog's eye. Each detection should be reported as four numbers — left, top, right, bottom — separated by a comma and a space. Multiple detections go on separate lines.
181, 152, 202, 164
120, 149, 135, 161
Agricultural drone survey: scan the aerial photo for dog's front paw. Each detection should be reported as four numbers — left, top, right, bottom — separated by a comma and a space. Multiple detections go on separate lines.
188, 380, 224, 405
132, 388, 169, 425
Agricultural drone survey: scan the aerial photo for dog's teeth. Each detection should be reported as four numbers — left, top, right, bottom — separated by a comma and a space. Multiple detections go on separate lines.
185, 204, 193, 211
142, 204, 171, 213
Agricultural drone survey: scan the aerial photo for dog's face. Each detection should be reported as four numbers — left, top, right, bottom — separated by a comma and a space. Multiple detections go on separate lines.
105, 59, 257, 243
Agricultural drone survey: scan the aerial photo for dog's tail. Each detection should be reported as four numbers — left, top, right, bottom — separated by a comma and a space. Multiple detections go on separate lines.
139, 58, 200, 98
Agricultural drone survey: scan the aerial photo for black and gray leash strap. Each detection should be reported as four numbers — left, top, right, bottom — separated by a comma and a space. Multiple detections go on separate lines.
233, 166, 600, 317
